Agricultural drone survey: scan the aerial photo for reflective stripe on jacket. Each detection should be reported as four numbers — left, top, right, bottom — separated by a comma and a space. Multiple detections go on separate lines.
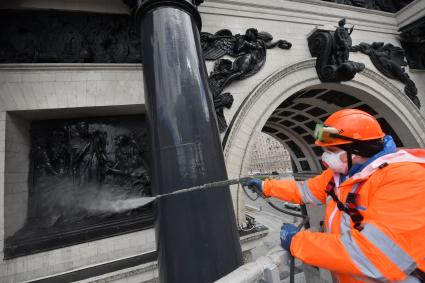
263, 149, 425, 282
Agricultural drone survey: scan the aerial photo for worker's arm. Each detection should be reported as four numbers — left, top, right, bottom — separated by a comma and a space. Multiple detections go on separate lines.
291, 163, 425, 282
262, 168, 333, 205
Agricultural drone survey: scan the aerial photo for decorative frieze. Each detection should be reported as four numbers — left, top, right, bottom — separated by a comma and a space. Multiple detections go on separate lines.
319, 0, 413, 13
351, 42, 420, 108
0, 10, 141, 63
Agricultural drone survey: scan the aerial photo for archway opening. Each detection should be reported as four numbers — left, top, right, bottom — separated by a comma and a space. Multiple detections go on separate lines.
261, 85, 410, 178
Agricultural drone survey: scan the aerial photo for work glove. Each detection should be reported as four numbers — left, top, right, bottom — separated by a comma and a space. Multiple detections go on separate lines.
243, 178, 266, 198
280, 223, 299, 252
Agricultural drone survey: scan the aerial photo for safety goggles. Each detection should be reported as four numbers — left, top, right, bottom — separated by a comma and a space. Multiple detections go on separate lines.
314, 123, 358, 143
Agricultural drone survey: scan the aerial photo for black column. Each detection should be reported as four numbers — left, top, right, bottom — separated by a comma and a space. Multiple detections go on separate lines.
135, 1, 243, 282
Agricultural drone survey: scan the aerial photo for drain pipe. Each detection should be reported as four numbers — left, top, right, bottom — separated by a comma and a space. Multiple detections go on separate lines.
131, 0, 243, 282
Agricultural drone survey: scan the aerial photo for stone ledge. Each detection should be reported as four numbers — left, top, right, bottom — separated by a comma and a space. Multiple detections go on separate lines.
0, 64, 143, 71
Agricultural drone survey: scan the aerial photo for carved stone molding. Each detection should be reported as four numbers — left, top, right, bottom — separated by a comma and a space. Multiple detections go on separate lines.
318, 0, 413, 13
201, 28, 292, 132
0, 10, 141, 63
351, 42, 420, 108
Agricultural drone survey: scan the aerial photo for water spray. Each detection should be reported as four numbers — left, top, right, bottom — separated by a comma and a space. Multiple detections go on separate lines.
125, 177, 254, 209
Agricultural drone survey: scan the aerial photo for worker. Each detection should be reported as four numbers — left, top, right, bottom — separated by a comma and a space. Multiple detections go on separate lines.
245, 109, 425, 283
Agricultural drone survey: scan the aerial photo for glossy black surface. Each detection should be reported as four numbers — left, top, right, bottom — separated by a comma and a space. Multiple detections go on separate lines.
138, 3, 243, 283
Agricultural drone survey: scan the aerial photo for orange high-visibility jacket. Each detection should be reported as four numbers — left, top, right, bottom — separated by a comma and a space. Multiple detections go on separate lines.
263, 149, 425, 282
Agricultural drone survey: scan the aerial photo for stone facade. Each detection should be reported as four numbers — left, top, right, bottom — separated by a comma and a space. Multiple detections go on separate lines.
0, 65, 154, 282
247, 133, 292, 175
0, 0, 425, 282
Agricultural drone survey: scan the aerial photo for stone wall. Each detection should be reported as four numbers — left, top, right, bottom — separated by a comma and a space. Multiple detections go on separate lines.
200, 0, 425, 228
4, 113, 30, 238
0, 65, 156, 282
0, 0, 424, 281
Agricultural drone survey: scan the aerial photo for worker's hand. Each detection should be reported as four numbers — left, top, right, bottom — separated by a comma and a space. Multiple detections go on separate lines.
280, 223, 299, 252
243, 178, 266, 198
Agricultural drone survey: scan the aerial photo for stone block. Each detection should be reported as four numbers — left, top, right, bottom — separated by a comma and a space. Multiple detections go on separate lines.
21, 83, 38, 109
53, 81, 66, 108
4, 72, 22, 83
71, 71, 88, 82
0, 84, 17, 110
39, 72, 56, 82
85, 81, 97, 106
42, 82, 57, 109
32, 82, 49, 109
6, 262, 17, 277
63, 82, 77, 107
55, 72, 72, 82
115, 70, 133, 81
100, 71, 117, 81
76, 81, 88, 107
7, 83, 28, 110
22, 72, 41, 83
87, 71, 102, 81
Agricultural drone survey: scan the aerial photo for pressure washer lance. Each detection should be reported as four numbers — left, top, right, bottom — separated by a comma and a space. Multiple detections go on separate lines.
136, 177, 253, 207
136, 177, 308, 283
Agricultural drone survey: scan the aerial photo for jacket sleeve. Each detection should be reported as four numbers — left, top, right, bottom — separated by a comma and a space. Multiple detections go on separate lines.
262, 168, 332, 205
291, 163, 425, 282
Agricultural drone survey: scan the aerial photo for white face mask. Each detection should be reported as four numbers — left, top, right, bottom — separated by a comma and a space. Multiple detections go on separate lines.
321, 150, 348, 174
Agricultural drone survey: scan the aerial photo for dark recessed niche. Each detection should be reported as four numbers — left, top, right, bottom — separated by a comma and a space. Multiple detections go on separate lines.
302, 135, 315, 144
318, 91, 361, 107
286, 141, 305, 158
278, 99, 295, 109
300, 160, 311, 171
291, 91, 305, 98
306, 107, 327, 117
291, 126, 306, 135
291, 103, 310, 111
320, 115, 330, 122
276, 133, 289, 141
4, 115, 153, 259
355, 104, 378, 116
268, 117, 281, 123
292, 114, 309, 122
281, 120, 295, 127
0, 10, 141, 63
313, 146, 324, 156
263, 126, 278, 134
305, 121, 317, 131
280, 111, 294, 117
377, 118, 404, 147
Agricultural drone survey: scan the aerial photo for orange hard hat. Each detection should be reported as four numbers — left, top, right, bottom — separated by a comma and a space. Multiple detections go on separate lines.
315, 109, 385, 147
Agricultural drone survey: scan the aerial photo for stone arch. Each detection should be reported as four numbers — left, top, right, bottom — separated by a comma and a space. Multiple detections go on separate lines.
223, 58, 425, 181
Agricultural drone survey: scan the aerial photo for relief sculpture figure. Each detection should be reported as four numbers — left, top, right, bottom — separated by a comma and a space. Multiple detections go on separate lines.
308, 18, 365, 82
350, 42, 420, 108
201, 28, 292, 132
